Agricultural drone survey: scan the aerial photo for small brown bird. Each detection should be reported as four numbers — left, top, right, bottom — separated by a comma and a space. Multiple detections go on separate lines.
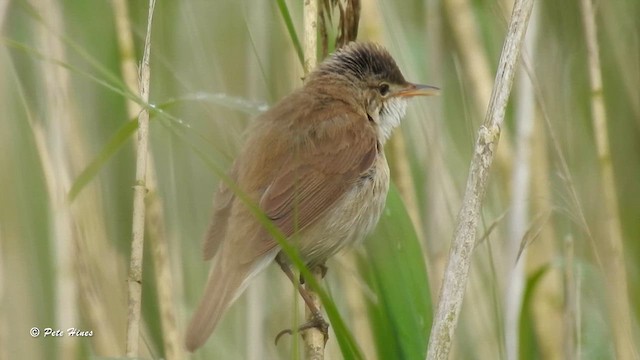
185, 42, 438, 351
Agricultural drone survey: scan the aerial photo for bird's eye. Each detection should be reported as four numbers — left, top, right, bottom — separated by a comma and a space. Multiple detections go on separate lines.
378, 83, 390, 96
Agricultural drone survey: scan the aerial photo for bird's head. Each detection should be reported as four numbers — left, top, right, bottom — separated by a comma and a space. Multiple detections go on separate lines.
308, 42, 439, 142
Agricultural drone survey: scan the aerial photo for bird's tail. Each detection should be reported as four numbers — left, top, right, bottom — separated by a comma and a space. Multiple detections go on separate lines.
184, 249, 278, 352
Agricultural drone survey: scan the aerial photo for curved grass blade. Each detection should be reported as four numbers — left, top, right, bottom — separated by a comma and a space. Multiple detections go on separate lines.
518, 265, 549, 360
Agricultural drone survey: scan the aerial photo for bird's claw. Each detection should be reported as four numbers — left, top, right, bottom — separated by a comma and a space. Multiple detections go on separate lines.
299, 264, 328, 284
274, 314, 330, 345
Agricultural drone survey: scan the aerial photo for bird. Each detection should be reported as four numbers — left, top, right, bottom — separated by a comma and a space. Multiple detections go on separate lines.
185, 41, 439, 352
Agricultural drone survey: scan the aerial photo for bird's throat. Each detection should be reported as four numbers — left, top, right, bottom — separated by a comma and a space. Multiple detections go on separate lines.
377, 97, 408, 143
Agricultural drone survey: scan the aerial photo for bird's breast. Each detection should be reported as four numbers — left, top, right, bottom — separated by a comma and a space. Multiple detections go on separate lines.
296, 154, 390, 266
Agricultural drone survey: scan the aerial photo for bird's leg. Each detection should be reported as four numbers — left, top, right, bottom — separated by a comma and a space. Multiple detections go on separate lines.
274, 254, 329, 345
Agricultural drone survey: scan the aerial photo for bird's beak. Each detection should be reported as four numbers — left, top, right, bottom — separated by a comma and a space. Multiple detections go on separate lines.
396, 83, 440, 97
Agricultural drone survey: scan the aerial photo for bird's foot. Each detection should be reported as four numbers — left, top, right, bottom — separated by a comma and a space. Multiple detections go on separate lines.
299, 264, 328, 284
274, 313, 329, 345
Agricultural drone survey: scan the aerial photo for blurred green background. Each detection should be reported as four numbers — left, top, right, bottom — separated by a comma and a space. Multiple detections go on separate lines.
1, 0, 638, 359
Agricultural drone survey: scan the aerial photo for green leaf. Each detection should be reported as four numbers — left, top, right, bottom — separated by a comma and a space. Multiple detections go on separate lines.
68, 119, 138, 202
274, 0, 304, 66
362, 185, 433, 359
518, 265, 549, 360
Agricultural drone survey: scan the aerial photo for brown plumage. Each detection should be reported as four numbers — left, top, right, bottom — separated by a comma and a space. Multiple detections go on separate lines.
185, 42, 438, 351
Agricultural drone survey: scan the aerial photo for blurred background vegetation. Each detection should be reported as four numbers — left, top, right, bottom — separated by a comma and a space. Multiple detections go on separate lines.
1, 0, 639, 359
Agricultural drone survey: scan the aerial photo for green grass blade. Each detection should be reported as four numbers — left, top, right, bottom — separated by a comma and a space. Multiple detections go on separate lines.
67, 119, 138, 202
362, 185, 433, 359
274, 0, 304, 66
518, 265, 549, 360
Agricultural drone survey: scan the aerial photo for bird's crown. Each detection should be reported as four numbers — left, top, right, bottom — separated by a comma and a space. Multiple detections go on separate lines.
312, 42, 407, 85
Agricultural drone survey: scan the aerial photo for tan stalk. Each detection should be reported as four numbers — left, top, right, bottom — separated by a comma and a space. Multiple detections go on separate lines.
125, 0, 155, 356
426, 0, 535, 358
33, 0, 78, 358
301, 1, 326, 359
111, 1, 183, 358
504, 5, 539, 359
579, 0, 637, 358
0, 0, 8, 29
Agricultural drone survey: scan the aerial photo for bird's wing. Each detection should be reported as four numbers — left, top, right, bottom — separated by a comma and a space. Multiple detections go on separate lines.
248, 112, 378, 261
202, 166, 237, 260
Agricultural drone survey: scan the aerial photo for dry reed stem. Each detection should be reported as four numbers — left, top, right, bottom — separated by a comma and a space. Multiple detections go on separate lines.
579, 0, 637, 358
304, 0, 319, 76
112, 1, 183, 358
125, 0, 155, 356
504, 6, 538, 359
301, 1, 326, 359
146, 191, 183, 360
303, 268, 326, 360
34, 0, 78, 357
426, 0, 534, 358
0, 0, 8, 29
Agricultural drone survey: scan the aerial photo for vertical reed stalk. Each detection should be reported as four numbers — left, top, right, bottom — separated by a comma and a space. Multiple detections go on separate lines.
579, 0, 637, 358
112, 1, 183, 358
301, 1, 325, 358
427, 0, 534, 358
125, 0, 155, 356
34, 0, 77, 357
504, 6, 539, 359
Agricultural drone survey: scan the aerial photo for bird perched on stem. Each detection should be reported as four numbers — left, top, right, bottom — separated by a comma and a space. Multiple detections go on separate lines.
185, 42, 439, 352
